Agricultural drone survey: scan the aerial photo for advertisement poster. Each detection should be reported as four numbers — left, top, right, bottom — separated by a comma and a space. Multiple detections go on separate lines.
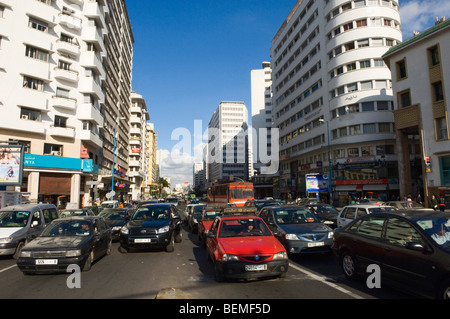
0, 145, 24, 186
306, 174, 328, 193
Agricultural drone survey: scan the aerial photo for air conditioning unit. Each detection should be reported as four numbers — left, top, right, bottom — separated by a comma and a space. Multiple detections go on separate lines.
21, 114, 29, 120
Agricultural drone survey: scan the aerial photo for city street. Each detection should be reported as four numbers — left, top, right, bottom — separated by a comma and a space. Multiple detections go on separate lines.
0, 204, 412, 300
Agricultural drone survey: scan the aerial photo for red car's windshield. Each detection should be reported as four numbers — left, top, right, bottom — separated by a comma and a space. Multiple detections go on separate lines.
219, 218, 271, 238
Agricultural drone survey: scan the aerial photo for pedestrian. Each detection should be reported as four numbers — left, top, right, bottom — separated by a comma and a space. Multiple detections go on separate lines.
430, 195, 438, 211
416, 194, 423, 205
439, 195, 446, 212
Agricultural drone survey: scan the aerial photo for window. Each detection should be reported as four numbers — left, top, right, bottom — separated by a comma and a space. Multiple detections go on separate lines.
44, 144, 63, 156
339, 127, 348, 137
347, 82, 357, 92
23, 76, 44, 91
20, 107, 41, 121
348, 147, 359, 157
358, 39, 369, 47
343, 22, 353, 31
349, 125, 361, 136
25, 45, 49, 62
360, 81, 373, 90
436, 117, 448, 140
357, 216, 385, 240
374, 59, 385, 67
398, 91, 411, 108
362, 102, 375, 112
54, 116, 67, 128
334, 149, 345, 159
360, 60, 371, 68
56, 87, 70, 98
379, 123, 391, 133
363, 123, 376, 134
347, 63, 357, 72
361, 146, 373, 156
58, 60, 71, 71
396, 59, 407, 79
372, 38, 383, 46
433, 81, 444, 102
385, 218, 424, 246
356, 19, 367, 27
377, 101, 389, 110
429, 46, 440, 66
28, 17, 48, 32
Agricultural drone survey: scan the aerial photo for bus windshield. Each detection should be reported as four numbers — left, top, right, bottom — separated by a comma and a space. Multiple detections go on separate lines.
230, 188, 254, 199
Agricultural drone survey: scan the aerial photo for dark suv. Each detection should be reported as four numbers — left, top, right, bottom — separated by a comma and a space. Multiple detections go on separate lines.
119, 204, 182, 253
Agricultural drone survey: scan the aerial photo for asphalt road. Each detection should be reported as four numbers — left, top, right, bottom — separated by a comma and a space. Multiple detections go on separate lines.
0, 204, 413, 300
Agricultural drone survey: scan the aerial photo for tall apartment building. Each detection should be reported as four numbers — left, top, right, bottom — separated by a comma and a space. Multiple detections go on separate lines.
383, 18, 450, 208
128, 91, 149, 200
271, 0, 402, 204
193, 162, 206, 192
250, 61, 274, 198
0, 0, 133, 207
206, 101, 250, 183
145, 122, 158, 198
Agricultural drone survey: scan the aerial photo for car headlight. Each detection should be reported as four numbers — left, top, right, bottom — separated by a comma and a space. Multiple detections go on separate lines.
112, 226, 122, 231
156, 226, 170, 234
328, 231, 334, 239
19, 251, 32, 258
0, 237, 12, 244
273, 251, 288, 260
65, 250, 82, 257
120, 227, 129, 235
285, 234, 299, 240
222, 254, 240, 262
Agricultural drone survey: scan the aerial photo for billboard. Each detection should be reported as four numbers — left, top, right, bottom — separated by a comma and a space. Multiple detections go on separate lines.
0, 145, 24, 186
306, 174, 329, 193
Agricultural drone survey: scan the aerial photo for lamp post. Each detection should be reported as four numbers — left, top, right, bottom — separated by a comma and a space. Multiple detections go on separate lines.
319, 119, 333, 204
111, 117, 125, 199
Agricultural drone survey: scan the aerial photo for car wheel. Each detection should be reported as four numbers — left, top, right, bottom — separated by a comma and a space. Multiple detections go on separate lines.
13, 241, 25, 260
83, 251, 93, 272
165, 235, 175, 252
439, 279, 450, 299
106, 239, 112, 255
214, 260, 225, 282
341, 251, 358, 280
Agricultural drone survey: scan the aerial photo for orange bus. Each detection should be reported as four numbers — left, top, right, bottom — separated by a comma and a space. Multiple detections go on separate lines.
207, 181, 254, 207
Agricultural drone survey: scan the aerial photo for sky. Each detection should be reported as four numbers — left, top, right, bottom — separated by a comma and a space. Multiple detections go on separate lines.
125, 0, 450, 187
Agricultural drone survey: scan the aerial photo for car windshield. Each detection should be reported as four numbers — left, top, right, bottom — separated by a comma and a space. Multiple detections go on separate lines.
60, 210, 87, 217
400, 202, 424, 209
367, 207, 393, 214
41, 220, 91, 237
101, 202, 116, 208
203, 210, 221, 221
219, 218, 272, 237
133, 206, 171, 221
99, 210, 127, 220
0, 211, 30, 227
415, 217, 450, 248
274, 209, 319, 224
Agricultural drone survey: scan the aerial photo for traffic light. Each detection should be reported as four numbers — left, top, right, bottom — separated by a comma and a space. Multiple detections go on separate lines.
425, 156, 431, 172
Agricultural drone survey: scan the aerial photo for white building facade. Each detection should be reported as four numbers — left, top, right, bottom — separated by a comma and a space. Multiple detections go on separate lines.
271, 0, 402, 204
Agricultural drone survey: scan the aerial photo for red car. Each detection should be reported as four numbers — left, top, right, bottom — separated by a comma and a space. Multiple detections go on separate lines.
197, 208, 222, 247
205, 214, 289, 281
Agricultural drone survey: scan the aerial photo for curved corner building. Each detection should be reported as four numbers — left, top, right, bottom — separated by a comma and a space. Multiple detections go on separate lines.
271, 0, 402, 204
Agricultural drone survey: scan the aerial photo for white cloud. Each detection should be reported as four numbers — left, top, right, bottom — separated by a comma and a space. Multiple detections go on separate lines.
400, 0, 450, 39
159, 148, 195, 187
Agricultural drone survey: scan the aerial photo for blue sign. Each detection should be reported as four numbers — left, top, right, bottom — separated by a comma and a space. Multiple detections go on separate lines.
24, 154, 81, 170
306, 174, 329, 193
82, 159, 93, 172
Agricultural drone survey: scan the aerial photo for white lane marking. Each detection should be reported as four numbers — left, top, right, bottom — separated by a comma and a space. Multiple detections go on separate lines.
289, 262, 364, 299
0, 264, 17, 273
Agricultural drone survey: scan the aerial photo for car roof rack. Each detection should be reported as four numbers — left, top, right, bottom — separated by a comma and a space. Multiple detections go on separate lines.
222, 207, 257, 216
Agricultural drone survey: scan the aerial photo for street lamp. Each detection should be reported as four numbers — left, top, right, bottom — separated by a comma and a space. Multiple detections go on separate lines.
319, 119, 333, 204
111, 117, 125, 199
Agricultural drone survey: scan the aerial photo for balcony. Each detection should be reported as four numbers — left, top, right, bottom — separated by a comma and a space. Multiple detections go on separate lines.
78, 130, 103, 148
52, 96, 77, 111
130, 127, 142, 135
17, 88, 49, 112
79, 76, 104, 101
130, 116, 142, 124
84, 0, 106, 29
80, 51, 105, 78
58, 13, 82, 31
48, 125, 76, 139
130, 106, 143, 115
54, 67, 79, 83
78, 103, 104, 126
55, 40, 80, 57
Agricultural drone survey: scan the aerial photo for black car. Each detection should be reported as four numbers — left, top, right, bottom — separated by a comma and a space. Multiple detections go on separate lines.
258, 205, 334, 254
119, 204, 182, 253
16, 216, 112, 274
332, 211, 450, 299
187, 204, 206, 233
301, 204, 340, 228
99, 208, 133, 241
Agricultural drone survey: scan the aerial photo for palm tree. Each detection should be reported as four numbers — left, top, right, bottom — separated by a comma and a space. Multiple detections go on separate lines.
156, 177, 170, 198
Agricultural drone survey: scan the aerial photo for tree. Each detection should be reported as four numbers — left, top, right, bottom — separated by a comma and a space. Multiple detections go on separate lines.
156, 177, 170, 198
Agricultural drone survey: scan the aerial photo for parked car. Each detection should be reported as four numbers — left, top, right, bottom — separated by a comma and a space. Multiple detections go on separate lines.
59, 208, 95, 218
119, 203, 182, 253
98, 208, 132, 241
0, 204, 59, 259
337, 205, 394, 228
301, 204, 340, 228
258, 206, 334, 254
187, 204, 206, 233
83, 205, 99, 215
197, 207, 223, 247
385, 201, 434, 211
332, 211, 450, 299
205, 213, 288, 281
16, 216, 112, 274
356, 198, 386, 206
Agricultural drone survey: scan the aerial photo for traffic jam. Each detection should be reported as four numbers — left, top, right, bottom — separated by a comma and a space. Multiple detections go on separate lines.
0, 180, 449, 299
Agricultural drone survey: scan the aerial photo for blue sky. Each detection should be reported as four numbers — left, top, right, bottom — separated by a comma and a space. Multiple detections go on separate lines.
125, 0, 450, 185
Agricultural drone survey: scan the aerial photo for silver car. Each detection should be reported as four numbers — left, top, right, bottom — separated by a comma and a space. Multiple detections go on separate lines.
337, 205, 394, 228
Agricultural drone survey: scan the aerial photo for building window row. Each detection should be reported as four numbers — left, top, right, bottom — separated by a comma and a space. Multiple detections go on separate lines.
328, 37, 397, 62
329, 57, 387, 80
330, 79, 391, 100
325, 0, 399, 23
280, 134, 325, 158
331, 122, 394, 140
331, 100, 392, 119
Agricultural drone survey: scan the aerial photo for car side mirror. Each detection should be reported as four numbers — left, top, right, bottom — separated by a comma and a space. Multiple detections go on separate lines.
405, 241, 427, 252
31, 220, 39, 227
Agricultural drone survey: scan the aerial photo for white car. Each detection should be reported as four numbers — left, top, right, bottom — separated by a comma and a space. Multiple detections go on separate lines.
337, 205, 394, 228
